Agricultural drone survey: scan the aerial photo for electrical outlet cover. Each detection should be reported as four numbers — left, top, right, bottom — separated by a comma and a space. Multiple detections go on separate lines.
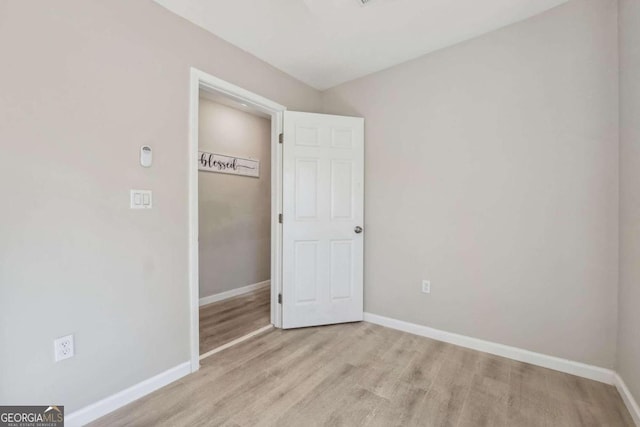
422, 280, 431, 294
54, 335, 74, 362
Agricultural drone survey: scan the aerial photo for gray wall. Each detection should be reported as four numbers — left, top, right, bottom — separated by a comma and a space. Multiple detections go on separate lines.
0, 0, 320, 412
618, 0, 640, 403
323, 0, 619, 368
198, 99, 271, 298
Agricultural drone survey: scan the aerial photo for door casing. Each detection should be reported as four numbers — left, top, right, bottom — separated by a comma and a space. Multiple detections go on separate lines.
188, 68, 286, 373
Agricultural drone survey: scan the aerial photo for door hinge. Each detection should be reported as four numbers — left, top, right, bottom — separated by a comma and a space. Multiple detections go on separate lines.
278, 293, 282, 304
278, 213, 283, 224
279, 133, 284, 144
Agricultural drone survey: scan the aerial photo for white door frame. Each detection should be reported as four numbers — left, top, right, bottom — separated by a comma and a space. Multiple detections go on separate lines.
188, 68, 286, 373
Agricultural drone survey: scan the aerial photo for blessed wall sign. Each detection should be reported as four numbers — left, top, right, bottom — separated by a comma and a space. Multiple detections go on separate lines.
198, 151, 260, 178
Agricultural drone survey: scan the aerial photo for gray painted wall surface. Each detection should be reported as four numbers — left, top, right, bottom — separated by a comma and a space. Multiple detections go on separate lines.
618, 0, 640, 404
198, 99, 271, 298
0, 0, 320, 411
323, 0, 619, 368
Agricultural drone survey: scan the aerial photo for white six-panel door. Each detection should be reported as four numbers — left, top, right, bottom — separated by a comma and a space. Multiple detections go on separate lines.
282, 111, 364, 329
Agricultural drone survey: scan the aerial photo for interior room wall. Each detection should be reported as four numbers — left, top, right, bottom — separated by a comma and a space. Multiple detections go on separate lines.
0, 0, 320, 412
198, 99, 271, 298
322, 0, 619, 368
618, 0, 640, 404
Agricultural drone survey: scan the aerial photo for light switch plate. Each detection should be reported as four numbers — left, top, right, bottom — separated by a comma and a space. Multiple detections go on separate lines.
130, 190, 152, 209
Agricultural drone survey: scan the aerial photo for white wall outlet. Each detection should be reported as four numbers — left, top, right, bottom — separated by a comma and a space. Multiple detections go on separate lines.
54, 334, 74, 362
422, 280, 431, 294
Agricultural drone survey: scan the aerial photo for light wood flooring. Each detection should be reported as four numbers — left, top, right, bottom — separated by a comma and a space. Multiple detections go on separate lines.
199, 286, 270, 355
91, 322, 634, 427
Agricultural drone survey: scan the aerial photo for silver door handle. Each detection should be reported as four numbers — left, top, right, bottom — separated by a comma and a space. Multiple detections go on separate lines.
354, 226, 363, 234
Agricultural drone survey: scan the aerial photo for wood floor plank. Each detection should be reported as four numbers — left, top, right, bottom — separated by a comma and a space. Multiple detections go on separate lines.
398, 338, 447, 391
366, 382, 428, 427
411, 346, 481, 427
357, 331, 421, 399
232, 325, 367, 426
456, 355, 511, 427
199, 286, 270, 354
90, 322, 635, 427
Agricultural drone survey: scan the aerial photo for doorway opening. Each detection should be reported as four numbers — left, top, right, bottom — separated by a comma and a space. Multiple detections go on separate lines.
189, 69, 365, 371
189, 69, 285, 371
198, 91, 272, 358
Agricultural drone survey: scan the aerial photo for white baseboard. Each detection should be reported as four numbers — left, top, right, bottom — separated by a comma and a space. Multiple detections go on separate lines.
363, 312, 615, 385
199, 280, 270, 307
65, 361, 191, 427
614, 373, 640, 426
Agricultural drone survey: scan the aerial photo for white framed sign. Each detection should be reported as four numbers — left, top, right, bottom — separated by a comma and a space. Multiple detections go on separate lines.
198, 151, 260, 178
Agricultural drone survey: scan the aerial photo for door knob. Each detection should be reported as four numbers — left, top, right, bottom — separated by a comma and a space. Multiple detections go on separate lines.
354, 226, 363, 234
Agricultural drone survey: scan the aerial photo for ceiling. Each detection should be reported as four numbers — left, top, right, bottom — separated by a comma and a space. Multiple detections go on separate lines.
155, 0, 568, 90
199, 88, 271, 119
